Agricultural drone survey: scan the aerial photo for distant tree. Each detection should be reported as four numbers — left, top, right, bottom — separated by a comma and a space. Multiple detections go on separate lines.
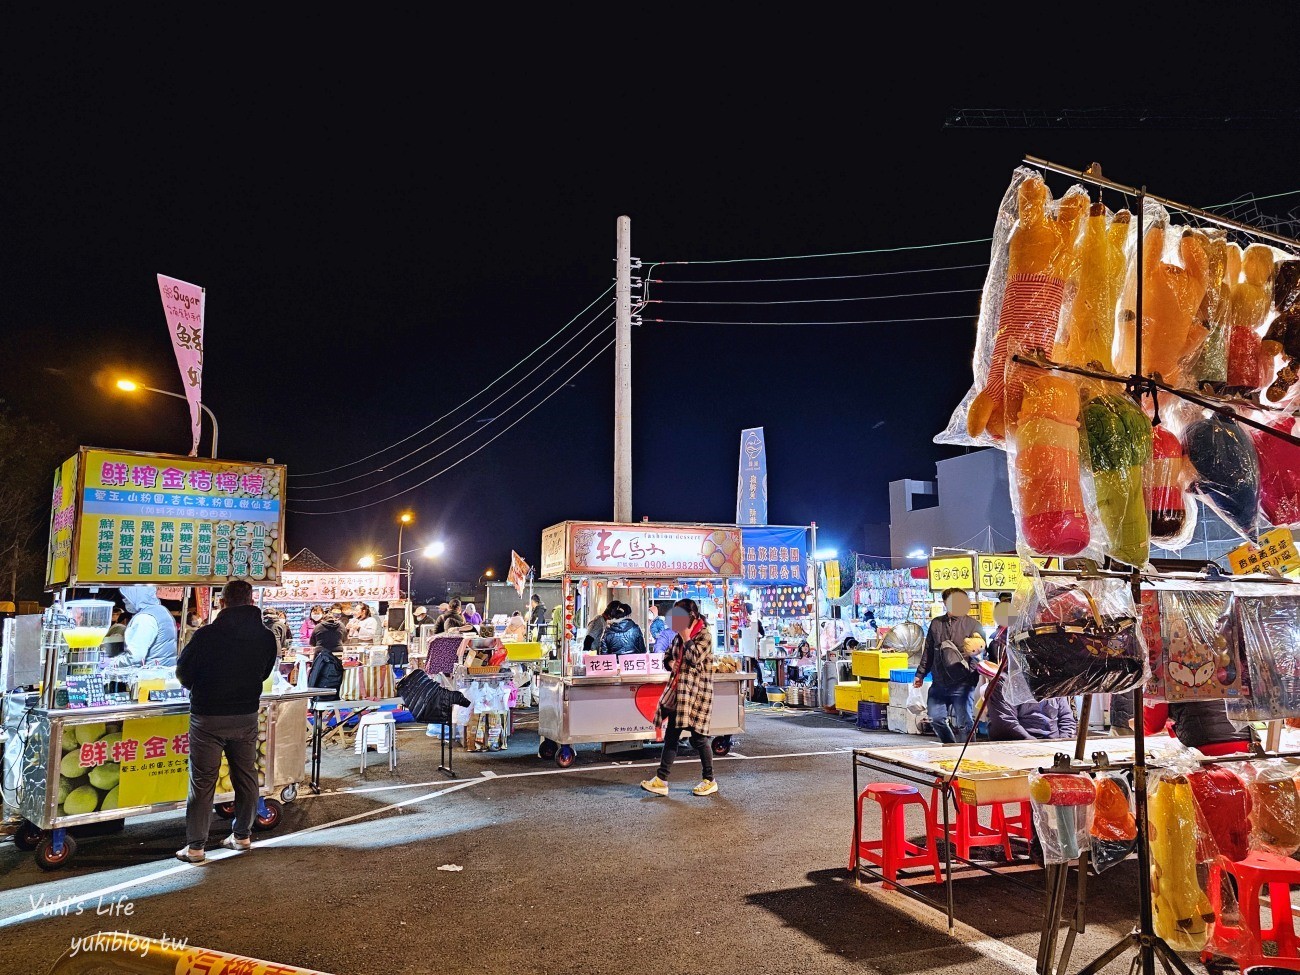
0, 410, 72, 602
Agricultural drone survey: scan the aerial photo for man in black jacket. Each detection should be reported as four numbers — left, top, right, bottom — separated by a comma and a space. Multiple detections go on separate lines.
175, 580, 278, 863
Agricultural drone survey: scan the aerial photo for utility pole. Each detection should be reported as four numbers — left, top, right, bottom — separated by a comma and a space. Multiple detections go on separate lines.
614, 215, 632, 524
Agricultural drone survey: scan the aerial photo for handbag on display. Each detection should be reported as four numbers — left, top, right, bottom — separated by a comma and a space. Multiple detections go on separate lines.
1011, 582, 1147, 700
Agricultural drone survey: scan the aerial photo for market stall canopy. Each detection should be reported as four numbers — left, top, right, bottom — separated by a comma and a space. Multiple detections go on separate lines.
281, 548, 338, 574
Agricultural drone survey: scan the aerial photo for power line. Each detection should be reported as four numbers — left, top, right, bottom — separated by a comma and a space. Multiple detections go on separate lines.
288, 338, 616, 515
650, 314, 973, 326
648, 262, 989, 285
291, 323, 614, 503
290, 284, 614, 478
647, 236, 993, 267
646, 287, 981, 306
294, 300, 614, 490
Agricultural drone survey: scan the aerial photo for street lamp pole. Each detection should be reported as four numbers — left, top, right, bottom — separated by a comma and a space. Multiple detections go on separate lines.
116, 381, 219, 459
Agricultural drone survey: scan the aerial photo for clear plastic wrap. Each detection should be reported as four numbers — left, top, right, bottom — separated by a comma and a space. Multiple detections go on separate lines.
1150, 586, 1246, 702
1080, 391, 1153, 566
1226, 591, 1300, 722
1225, 244, 1275, 396
1190, 232, 1232, 390
1187, 763, 1251, 863
1088, 771, 1137, 873
1147, 423, 1200, 552
1244, 760, 1300, 856
940, 170, 1084, 447
1029, 772, 1095, 863
1251, 414, 1300, 528
1261, 258, 1300, 404
1054, 202, 1131, 374
1148, 766, 1214, 951
1003, 576, 1148, 705
1008, 373, 1092, 557
1180, 408, 1261, 542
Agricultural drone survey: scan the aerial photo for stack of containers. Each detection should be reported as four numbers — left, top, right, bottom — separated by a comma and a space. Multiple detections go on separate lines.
887, 667, 931, 734
839, 648, 908, 717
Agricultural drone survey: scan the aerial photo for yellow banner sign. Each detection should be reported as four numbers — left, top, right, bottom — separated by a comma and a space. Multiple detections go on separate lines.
54, 447, 287, 588
976, 554, 1028, 592
45, 454, 79, 589
1228, 526, 1300, 576
927, 555, 974, 592
115, 713, 193, 808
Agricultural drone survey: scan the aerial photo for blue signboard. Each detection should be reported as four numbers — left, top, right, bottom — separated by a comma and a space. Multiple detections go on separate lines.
736, 427, 768, 526
740, 526, 808, 587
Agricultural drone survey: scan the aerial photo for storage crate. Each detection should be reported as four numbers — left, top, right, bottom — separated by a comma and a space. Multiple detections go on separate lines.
887, 705, 928, 735
834, 681, 862, 713
859, 677, 889, 704
857, 701, 885, 730
890, 668, 925, 683
851, 650, 909, 680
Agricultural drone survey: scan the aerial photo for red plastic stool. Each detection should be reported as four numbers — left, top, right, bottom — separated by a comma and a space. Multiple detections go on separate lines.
850, 783, 942, 890
1208, 850, 1300, 969
930, 784, 1014, 860
994, 801, 1034, 850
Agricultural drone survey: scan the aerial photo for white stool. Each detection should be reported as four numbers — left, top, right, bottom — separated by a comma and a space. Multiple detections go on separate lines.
354, 712, 398, 775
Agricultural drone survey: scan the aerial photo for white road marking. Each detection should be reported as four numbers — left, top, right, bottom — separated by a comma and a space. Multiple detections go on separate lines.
0, 779, 485, 930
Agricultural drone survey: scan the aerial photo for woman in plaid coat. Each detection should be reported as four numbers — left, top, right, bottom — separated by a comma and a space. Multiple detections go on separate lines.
641, 599, 718, 797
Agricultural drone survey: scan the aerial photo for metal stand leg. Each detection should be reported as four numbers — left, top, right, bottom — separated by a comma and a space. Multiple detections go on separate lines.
438, 720, 457, 778
310, 708, 324, 794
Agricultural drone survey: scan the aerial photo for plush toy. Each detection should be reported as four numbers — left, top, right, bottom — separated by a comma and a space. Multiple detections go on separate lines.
1226, 243, 1275, 395
1089, 773, 1137, 873
1191, 233, 1232, 390
1030, 773, 1096, 861
1056, 204, 1130, 372
1117, 225, 1210, 388
1011, 374, 1090, 554
1251, 765, 1300, 856
1183, 414, 1261, 539
1187, 765, 1250, 862
1149, 426, 1191, 544
1149, 774, 1213, 950
1261, 259, 1300, 403
1252, 415, 1300, 526
1081, 393, 1153, 566
968, 178, 1083, 441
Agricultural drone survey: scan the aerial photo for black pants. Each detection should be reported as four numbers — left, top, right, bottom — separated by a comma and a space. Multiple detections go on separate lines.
657, 718, 714, 782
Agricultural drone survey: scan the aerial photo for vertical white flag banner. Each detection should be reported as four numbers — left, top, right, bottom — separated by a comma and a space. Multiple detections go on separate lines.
156, 274, 205, 456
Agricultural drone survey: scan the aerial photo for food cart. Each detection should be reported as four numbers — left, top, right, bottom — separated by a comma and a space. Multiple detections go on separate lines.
1, 447, 308, 870
536, 521, 754, 768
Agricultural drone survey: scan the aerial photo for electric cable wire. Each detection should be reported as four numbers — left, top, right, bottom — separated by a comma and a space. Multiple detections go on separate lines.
650, 314, 973, 326
645, 236, 995, 266
647, 262, 990, 285
288, 337, 616, 515
290, 283, 614, 478
291, 322, 615, 503
645, 287, 982, 306
293, 300, 614, 490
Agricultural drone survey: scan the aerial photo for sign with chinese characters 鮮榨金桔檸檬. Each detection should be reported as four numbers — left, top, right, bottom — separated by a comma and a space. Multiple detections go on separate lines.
55, 448, 287, 588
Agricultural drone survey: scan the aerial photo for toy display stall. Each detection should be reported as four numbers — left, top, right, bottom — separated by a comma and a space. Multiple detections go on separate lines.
1, 447, 310, 870
536, 521, 754, 768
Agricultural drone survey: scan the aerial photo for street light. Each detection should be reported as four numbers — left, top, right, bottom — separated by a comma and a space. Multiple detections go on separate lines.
396, 512, 415, 594
477, 568, 495, 588
114, 378, 220, 459
423, 541, 445, 558
357, 554, 377, 569
358, 545, 442, 601
906, 549, 928, 560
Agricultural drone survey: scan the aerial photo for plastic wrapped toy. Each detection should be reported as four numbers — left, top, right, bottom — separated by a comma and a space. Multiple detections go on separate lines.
1182, 412, 1260, 541
1148, 770, 1213, 950
1155, 588, 1245, 702
1187, 764, 1251, 863
1011, 374, 1090, 555
1117, 223, 1210, 388
1081, 392, 1152, 566
1251, 415, 1300, 527
1149, 426, 1194, 547
1248, 762, 1300, 856
1056, 203, 1130, 372
1029, 772, 1095, 863
1262, 259, 1300, 404
1228, 594, 1300, 722
1191, 233, 1232, 390
967, 177, 1084, 441
1226, 244, 1274, 395
1089, 772, 1137, 873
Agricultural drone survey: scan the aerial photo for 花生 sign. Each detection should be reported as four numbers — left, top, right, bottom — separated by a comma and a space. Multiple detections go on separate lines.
542, 522, 743, 579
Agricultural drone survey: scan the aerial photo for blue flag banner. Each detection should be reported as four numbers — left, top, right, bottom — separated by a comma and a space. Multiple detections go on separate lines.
741, 526, 808, 587
736, 427, 768, 526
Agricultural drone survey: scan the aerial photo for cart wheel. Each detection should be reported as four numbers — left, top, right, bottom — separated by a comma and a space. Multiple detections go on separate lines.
555, 745, 576, 769
34, 833, 77, 871
214, 801, 236, 819
13, 821, 42, 852
254, 798, 282, 832
280, 783, 298, 803
711, 736, 732, 757
538, 739, 558, 760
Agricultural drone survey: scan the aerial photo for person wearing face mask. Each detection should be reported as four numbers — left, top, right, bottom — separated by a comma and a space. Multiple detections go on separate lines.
914, 588, 986, 744
300, 605, 325, 645
115, 585, 179, 669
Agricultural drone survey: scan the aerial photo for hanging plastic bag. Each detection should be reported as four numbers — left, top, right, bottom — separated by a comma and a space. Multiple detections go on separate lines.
1151, 586, 1246, 702
1181, 409, 1261, 543
1088, 771, 1137, 874
1187, 763, 1251, 863
1251, 414, 1300, 528
1148, 766, 1214, 951
1246, 760, 1300, 856
1080, 390, 1153, 567
1227, 590, 1300, 722
1148, 423, 1201, 553
1029, 772, 1095, 864
906, 683, 927, 715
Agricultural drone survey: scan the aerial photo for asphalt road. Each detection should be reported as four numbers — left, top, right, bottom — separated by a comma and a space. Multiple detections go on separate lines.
0, 706, 1156, 975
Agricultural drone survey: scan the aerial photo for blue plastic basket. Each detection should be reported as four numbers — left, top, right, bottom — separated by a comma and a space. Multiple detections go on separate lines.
889, 669, 931, 684
856, 701, 885, 730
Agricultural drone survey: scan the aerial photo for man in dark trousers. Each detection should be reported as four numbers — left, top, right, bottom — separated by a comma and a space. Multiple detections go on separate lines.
914, 588, 986, 744
175, 580, 278, 862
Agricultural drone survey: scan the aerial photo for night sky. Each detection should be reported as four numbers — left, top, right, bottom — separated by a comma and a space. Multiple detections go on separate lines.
6, 29, 1300, 599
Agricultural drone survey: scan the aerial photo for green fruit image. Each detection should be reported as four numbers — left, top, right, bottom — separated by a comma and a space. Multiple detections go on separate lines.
63, 785, 100, 815
103, 722, 121, 734
88, 762, 120, 790
61, 728, 78, 752
60, 750, 89, 779
74, 723, 107, 744
57, 778, 73, 804
101, 733, 122, 749
101, 786, 119, 810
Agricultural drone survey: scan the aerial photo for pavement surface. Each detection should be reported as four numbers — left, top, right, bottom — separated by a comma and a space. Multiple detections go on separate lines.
0, 705, 1162, 975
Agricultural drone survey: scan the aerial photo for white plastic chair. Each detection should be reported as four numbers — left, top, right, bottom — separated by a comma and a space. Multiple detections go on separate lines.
354, 711, 397, 775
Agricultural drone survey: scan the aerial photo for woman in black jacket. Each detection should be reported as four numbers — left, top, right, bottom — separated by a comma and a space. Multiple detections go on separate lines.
600, 603, 647, 655
308, 614, 346, 699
